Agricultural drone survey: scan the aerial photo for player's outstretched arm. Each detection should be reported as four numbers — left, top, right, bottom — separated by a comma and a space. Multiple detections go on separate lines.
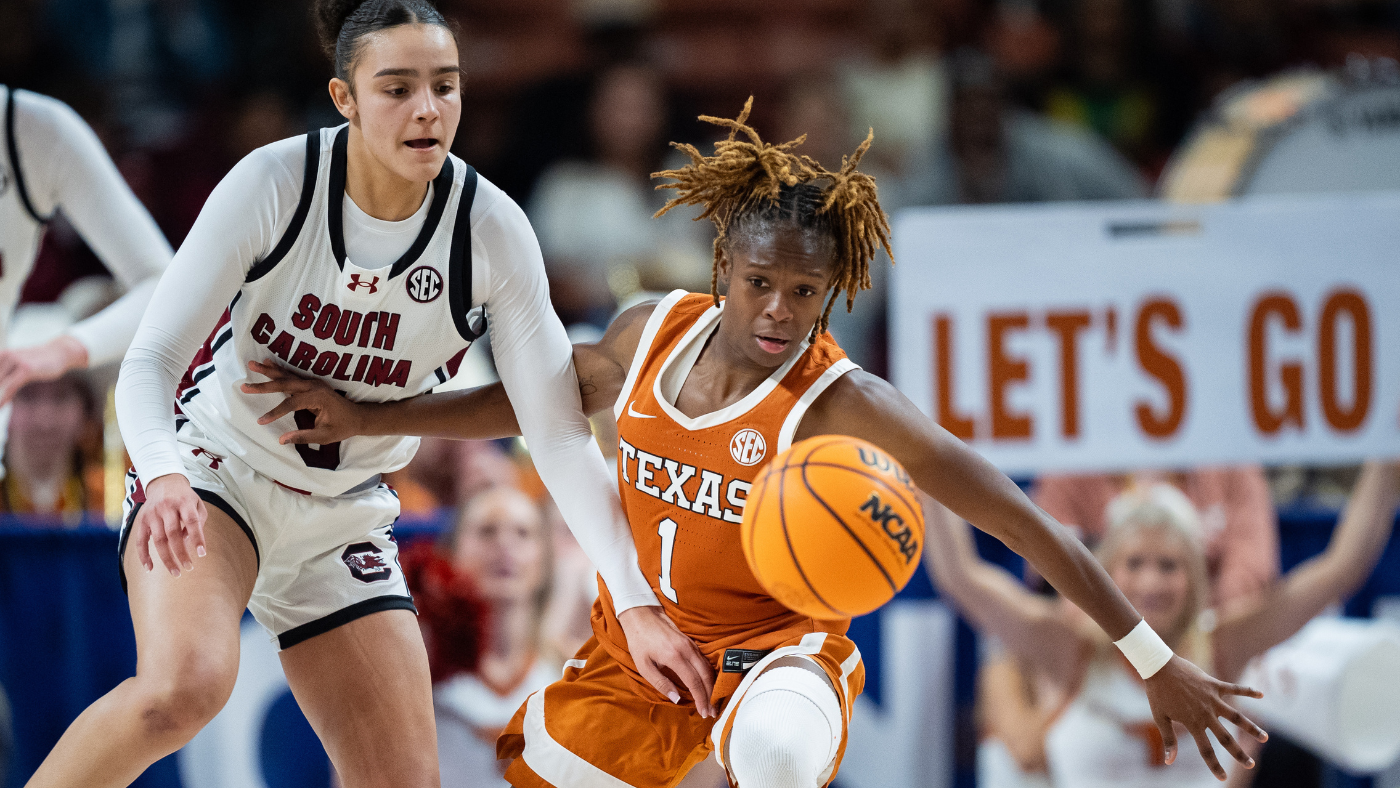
921, 496, 1089, 688
242, 301, 658, 445
0, 91, 172, 405
245, 359, 520, 444
1212, 459, 1400, 681
797, 370, 1267, 779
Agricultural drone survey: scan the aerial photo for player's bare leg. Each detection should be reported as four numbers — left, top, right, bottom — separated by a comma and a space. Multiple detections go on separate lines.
26, 507, 257, 788
280, 609, 440, 788
678, 753, 729, 788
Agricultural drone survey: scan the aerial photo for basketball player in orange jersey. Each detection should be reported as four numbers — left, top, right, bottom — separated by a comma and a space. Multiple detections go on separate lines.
245, 102, 1267, 787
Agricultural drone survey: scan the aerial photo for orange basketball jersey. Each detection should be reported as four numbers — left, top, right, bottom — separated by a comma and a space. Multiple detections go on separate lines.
594, 289, 860, 673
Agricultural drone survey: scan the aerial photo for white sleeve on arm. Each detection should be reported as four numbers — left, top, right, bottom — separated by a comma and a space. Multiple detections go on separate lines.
14, 92, 173, 365
115, 143, 300, 486
479, 192, 660, 613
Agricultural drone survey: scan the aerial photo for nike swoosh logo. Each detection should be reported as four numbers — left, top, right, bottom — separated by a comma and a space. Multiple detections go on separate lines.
627, 401, 657, 419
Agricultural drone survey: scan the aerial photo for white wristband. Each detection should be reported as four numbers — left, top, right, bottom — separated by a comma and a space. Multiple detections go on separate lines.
1114, 620, 1174, 679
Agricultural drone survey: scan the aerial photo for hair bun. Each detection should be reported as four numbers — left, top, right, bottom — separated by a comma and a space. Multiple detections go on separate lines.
311, 0, 452, 80
314, 0, 371, 61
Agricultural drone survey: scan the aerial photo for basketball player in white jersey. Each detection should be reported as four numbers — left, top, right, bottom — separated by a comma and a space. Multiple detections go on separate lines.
0, 85, 170, 443
24, 2, 711, 786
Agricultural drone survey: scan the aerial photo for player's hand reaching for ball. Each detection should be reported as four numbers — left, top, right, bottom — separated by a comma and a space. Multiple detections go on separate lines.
1144, 655, 1268, 779
241, 359, 364, 445
134, 474, 208, 577
617, 605, 717, 718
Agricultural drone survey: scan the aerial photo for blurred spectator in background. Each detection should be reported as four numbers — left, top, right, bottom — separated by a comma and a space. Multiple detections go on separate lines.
390, 439, 523, 515
836, 0, 947, 176
979, 464, 1279, 786
1044, 0, 1165, 173
36, 0, 232, 148
900, 48, 1146, 207
0, 303, 109, 519
1034, 467, 1279, 606
930, 463, 1398, 788
1, 373, 100, 518
528, 62, 710, 328
983, 0, 1062, 113
140, 88, 302, 247
538, 497, 598, 660
489, 22, 649, 203
429, 486, 559, 788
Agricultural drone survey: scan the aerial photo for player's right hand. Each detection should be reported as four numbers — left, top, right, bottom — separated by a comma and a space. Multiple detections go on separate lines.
136, 474, 208, 577
1144, 655, 1268, 780
617, 605, 718, 718
241, 359, 363, 445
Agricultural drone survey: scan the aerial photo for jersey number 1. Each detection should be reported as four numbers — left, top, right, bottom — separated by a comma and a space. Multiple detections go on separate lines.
293, 409, 342, 471
658, 517, 679, 604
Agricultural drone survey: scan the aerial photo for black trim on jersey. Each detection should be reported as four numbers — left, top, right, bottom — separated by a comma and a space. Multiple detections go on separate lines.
277, 595, 418, 650
119, 488, 259, 594
327, 125, 455, 278
447, 166, 483, 342
4, 87, 50, 225
210, 326, 234, 355
246, 131, 322, 283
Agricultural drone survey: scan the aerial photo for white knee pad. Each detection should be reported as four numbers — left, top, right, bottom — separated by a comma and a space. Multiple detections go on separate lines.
727, 665, 844, 788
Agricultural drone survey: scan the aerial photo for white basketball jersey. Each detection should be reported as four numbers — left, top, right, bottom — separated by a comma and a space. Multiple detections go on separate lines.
177, 126, 487, 496
0, 86, 50, 346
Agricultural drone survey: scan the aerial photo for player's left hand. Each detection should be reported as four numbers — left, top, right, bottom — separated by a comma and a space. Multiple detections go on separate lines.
1144, 655, 1268, 780
241, 359, 365, 444
0, 335, 89, 406
617, 605, 717, 718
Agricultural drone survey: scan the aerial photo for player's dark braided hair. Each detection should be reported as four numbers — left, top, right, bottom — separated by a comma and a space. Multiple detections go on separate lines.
314, 0, 456, 85
654, 98, 893, 338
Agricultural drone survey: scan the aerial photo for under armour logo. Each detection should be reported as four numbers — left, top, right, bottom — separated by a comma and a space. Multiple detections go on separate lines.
347, 274, 380, 294
191, 447, 223, 470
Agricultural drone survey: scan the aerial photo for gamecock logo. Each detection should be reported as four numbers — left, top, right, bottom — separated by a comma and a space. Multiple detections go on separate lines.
406, 266, 442, 303
347, 274, 380, 294
341, 542, 393, 582
729, 429, 767, 467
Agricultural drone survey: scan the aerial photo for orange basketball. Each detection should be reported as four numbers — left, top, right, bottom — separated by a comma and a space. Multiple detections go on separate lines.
741, 435, 924, 619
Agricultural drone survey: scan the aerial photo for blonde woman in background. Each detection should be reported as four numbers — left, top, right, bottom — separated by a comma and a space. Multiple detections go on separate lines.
925, 460, 1400, 788
434, 486, 560, 788
982, 465, 1280, 788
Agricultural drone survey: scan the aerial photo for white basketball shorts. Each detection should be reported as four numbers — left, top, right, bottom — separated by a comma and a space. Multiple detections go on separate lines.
119, 423, 415, 649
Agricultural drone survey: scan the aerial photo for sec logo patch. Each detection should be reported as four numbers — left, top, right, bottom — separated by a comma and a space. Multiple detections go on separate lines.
730, 428, 767, 466
406, 266, 443, 303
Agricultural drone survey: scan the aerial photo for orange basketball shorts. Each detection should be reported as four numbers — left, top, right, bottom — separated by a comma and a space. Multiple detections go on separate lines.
498, 630, 864, 788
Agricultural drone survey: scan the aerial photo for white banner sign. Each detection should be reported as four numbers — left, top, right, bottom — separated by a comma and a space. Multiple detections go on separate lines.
890, 193, 1400, 476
